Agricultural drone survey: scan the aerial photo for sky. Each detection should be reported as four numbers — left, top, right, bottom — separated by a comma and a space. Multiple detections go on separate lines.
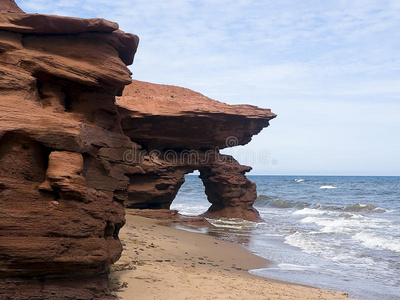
18, 0, 400, 176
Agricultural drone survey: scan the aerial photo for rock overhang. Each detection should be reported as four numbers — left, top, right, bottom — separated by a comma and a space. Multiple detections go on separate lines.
117, 80, 276, 150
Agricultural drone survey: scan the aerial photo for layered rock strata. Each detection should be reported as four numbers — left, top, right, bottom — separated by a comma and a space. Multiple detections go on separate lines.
0, 1, 138, 298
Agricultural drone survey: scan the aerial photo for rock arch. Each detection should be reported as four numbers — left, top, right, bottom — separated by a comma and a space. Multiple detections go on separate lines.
123, 149, 261, 221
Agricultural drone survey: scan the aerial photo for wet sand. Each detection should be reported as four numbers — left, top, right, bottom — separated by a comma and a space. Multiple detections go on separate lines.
110, 213, 354, 300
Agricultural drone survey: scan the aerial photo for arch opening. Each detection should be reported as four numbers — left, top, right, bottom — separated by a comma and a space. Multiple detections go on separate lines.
170, 171, 210, 216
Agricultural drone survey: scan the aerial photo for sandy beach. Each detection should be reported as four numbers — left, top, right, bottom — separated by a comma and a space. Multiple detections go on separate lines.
109, 213, 354, 300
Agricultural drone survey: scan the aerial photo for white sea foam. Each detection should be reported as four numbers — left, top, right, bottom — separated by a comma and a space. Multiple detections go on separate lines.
320, 185, 338, 189
261, 233, 285, 237
285, 232, 380, 267
277, 263, 319, 271
205, 217, 259, 230
284, 232, 326, 254
300, 216, 324, 225
178, 211, 204, 216
318, 219, 363, 234
294, 179, 305, 182
353, 232, 400, 253
298, 216, 355, 234
293, 208, 325, 215
298, 214, 389, 234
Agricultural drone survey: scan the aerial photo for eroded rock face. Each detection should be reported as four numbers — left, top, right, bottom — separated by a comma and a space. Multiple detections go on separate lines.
117, 82, 276, 221
0, 1, 138, 298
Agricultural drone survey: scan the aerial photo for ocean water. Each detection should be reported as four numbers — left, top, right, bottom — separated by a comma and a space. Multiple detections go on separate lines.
170, 175, 400, 300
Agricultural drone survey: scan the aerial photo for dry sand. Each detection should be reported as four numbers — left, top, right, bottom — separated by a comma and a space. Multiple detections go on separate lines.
110, 213, 354, 300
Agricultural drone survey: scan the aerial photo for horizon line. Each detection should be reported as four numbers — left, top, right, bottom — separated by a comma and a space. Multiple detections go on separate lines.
186, 174, 400, 177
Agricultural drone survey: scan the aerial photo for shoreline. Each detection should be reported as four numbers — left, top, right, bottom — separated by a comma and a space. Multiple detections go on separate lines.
110, 213, 353, 299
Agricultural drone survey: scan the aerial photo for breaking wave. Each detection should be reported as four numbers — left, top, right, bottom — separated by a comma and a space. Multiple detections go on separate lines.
257, 196, 386, 214
343, 202, 384, 213
320, 185, 338, 189
255, 195, 308, 209
353, 232, 400, 253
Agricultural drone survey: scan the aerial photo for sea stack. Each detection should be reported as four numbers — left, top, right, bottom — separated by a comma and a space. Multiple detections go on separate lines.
0, 0, 275, 298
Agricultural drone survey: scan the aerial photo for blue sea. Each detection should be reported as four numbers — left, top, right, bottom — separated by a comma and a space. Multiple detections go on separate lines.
170, 175, 400, 300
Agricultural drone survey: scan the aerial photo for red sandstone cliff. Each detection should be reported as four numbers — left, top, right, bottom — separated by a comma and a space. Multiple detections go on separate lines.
0, 1, 275, 299
0, 1, 139, 298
